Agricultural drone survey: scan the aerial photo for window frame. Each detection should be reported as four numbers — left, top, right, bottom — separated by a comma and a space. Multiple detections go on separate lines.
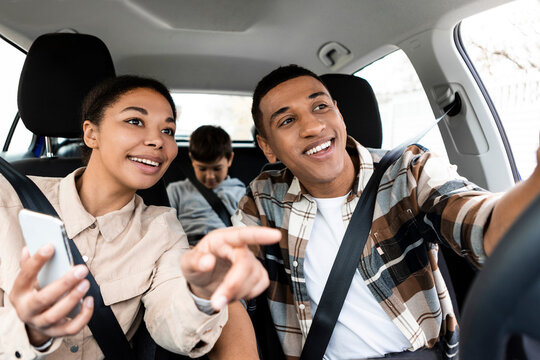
453, 22, 520, 182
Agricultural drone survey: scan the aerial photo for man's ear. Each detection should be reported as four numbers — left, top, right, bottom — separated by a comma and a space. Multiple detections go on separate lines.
256, 134, 277, 163
82, 120, 99, 149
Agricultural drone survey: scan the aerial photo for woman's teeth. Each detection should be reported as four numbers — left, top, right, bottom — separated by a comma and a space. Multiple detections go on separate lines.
128, 157, 159, 167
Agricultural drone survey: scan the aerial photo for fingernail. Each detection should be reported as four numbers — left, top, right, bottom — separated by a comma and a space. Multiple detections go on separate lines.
84, 297, 94, 308
39, 244, 54, 256
77, 280, 89, 292
73, 266, 88, 279
211, 295, 227, 311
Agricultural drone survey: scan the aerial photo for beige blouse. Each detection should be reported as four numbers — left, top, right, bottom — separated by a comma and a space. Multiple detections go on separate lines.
0, 168, 227, 360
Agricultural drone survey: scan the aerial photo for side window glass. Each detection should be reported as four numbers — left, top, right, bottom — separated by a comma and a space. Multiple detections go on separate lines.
460, 0, 539, 180
354, 50, 449, 161
0, 36, 31, 155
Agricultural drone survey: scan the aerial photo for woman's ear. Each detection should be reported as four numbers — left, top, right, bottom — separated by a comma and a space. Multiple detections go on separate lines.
82, 120, 99, 149
256, 134, 278, 163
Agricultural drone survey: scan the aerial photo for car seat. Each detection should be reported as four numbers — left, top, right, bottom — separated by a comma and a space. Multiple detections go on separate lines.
12, 32, 170, 206
320, 73, 383, 148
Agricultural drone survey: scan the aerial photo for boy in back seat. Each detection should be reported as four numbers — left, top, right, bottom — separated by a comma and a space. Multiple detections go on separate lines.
167, 125, 246, 245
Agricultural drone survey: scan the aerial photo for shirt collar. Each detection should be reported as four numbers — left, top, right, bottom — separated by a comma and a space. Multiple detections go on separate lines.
284, 136, 375, 203
95, 197, 136, 242
59, 167, 137, 242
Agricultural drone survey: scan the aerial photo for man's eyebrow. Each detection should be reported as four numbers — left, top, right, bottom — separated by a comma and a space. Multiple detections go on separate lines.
308, 91, 329, 99
121, 106, 147, 115
268, 92, 330, 123
270, 106, 290, 123
165, 117, 175, 123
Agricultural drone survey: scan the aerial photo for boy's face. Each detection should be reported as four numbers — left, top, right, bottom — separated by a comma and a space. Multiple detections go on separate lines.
190, 154, 233, 189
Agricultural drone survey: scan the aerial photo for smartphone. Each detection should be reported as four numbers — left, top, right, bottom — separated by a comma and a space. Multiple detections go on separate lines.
18, 209, 81, 317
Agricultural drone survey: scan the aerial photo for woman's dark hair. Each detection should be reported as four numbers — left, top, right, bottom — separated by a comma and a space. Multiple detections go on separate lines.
189, 125, 233, 163
251, 64, 324, 137
80, 75, 176, 163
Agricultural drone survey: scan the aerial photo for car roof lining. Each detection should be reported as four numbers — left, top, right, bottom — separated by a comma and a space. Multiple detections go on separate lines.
0, 0, 511, 92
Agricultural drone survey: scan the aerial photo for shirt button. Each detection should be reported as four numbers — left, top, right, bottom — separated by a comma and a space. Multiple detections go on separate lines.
89, 223, 96, 229
82, 255, 89, 262
298, 304, 305, 310
70, 345, 79, 353
292, 261, 298, 267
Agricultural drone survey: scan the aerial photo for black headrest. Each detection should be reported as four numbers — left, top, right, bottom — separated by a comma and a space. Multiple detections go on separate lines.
18, 33, 116, 138
320, 73, 382, 148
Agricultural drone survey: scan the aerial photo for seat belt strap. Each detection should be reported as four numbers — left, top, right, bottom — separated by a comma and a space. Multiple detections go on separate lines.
171, 157, 233, 227
0, 157, 135, 360
300, 105, 455, 360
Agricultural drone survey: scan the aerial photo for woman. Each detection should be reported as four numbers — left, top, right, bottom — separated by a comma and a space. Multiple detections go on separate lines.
0, 75, 278, 359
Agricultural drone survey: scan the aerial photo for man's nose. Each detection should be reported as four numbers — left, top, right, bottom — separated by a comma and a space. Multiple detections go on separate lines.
299, 113, 325, 137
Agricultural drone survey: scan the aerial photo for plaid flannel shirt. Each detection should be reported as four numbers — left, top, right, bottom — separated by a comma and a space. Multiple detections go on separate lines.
232, 137, 502, 360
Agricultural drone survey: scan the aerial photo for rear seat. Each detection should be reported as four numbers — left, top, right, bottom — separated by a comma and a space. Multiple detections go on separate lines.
163, 144, 268, 187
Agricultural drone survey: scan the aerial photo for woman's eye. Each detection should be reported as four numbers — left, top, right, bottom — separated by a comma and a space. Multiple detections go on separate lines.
162, 128, 175, 136
314, 103, 328, 111
127, 118, 143, 126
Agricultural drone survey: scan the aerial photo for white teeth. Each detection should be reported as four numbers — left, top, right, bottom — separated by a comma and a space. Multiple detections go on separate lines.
128, 157, 160, 167
305, 140, 331, 155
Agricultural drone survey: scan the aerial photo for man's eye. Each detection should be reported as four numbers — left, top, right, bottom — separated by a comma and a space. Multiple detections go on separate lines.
162, 128, 175, 136
127, 118, 143, 126
314, 103, 328, 111
279, 117, 294, 127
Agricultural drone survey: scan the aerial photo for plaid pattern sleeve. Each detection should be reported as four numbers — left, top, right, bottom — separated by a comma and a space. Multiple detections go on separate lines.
232, 136, 501, 360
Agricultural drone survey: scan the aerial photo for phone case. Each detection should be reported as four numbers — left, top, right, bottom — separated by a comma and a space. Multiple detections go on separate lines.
18, 209, 75, 288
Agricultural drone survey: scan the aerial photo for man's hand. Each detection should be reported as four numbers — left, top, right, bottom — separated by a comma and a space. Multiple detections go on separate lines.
9, 245, 94, 347
180, 226, 281, 311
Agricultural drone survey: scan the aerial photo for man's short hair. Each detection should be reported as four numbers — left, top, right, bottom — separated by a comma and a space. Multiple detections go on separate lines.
189, 125, 233, 162
251, 64, 325, 137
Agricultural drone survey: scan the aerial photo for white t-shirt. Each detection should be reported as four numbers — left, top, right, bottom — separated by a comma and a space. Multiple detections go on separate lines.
304, 195, 411, 360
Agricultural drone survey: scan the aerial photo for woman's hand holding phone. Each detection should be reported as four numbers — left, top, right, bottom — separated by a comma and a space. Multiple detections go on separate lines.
9, 245, 94, 347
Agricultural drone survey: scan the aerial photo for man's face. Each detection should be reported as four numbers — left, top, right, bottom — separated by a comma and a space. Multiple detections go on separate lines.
190, 155, 233, 189
257, 76, 353, 197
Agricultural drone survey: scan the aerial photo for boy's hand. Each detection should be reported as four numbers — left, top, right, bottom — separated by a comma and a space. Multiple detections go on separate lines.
180, 226, 280, 311
9, 245, 94, 346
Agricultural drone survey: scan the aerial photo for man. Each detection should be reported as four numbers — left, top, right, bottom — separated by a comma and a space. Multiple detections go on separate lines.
232, 65, 540, 359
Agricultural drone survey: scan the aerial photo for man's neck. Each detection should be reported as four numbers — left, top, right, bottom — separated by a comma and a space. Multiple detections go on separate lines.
303, 153, 357, 198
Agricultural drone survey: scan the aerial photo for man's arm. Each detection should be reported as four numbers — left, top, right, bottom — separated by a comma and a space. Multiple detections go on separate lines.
483, 147, 540, 254
208, 301, 258, 360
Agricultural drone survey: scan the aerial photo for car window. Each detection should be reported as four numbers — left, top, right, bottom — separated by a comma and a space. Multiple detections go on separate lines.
171, 93, 253, 142
354, 50, 449, 161
0, 36, 31, 154
460, 0, 540, 180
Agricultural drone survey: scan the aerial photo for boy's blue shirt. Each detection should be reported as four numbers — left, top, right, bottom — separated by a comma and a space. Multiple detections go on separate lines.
167, 176, 246, 239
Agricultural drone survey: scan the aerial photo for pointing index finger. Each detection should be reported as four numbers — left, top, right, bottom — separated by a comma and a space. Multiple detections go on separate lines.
204, 226, 281, 248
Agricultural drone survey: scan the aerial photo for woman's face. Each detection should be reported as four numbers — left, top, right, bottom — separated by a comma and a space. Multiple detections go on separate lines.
84, 87, 178, 192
